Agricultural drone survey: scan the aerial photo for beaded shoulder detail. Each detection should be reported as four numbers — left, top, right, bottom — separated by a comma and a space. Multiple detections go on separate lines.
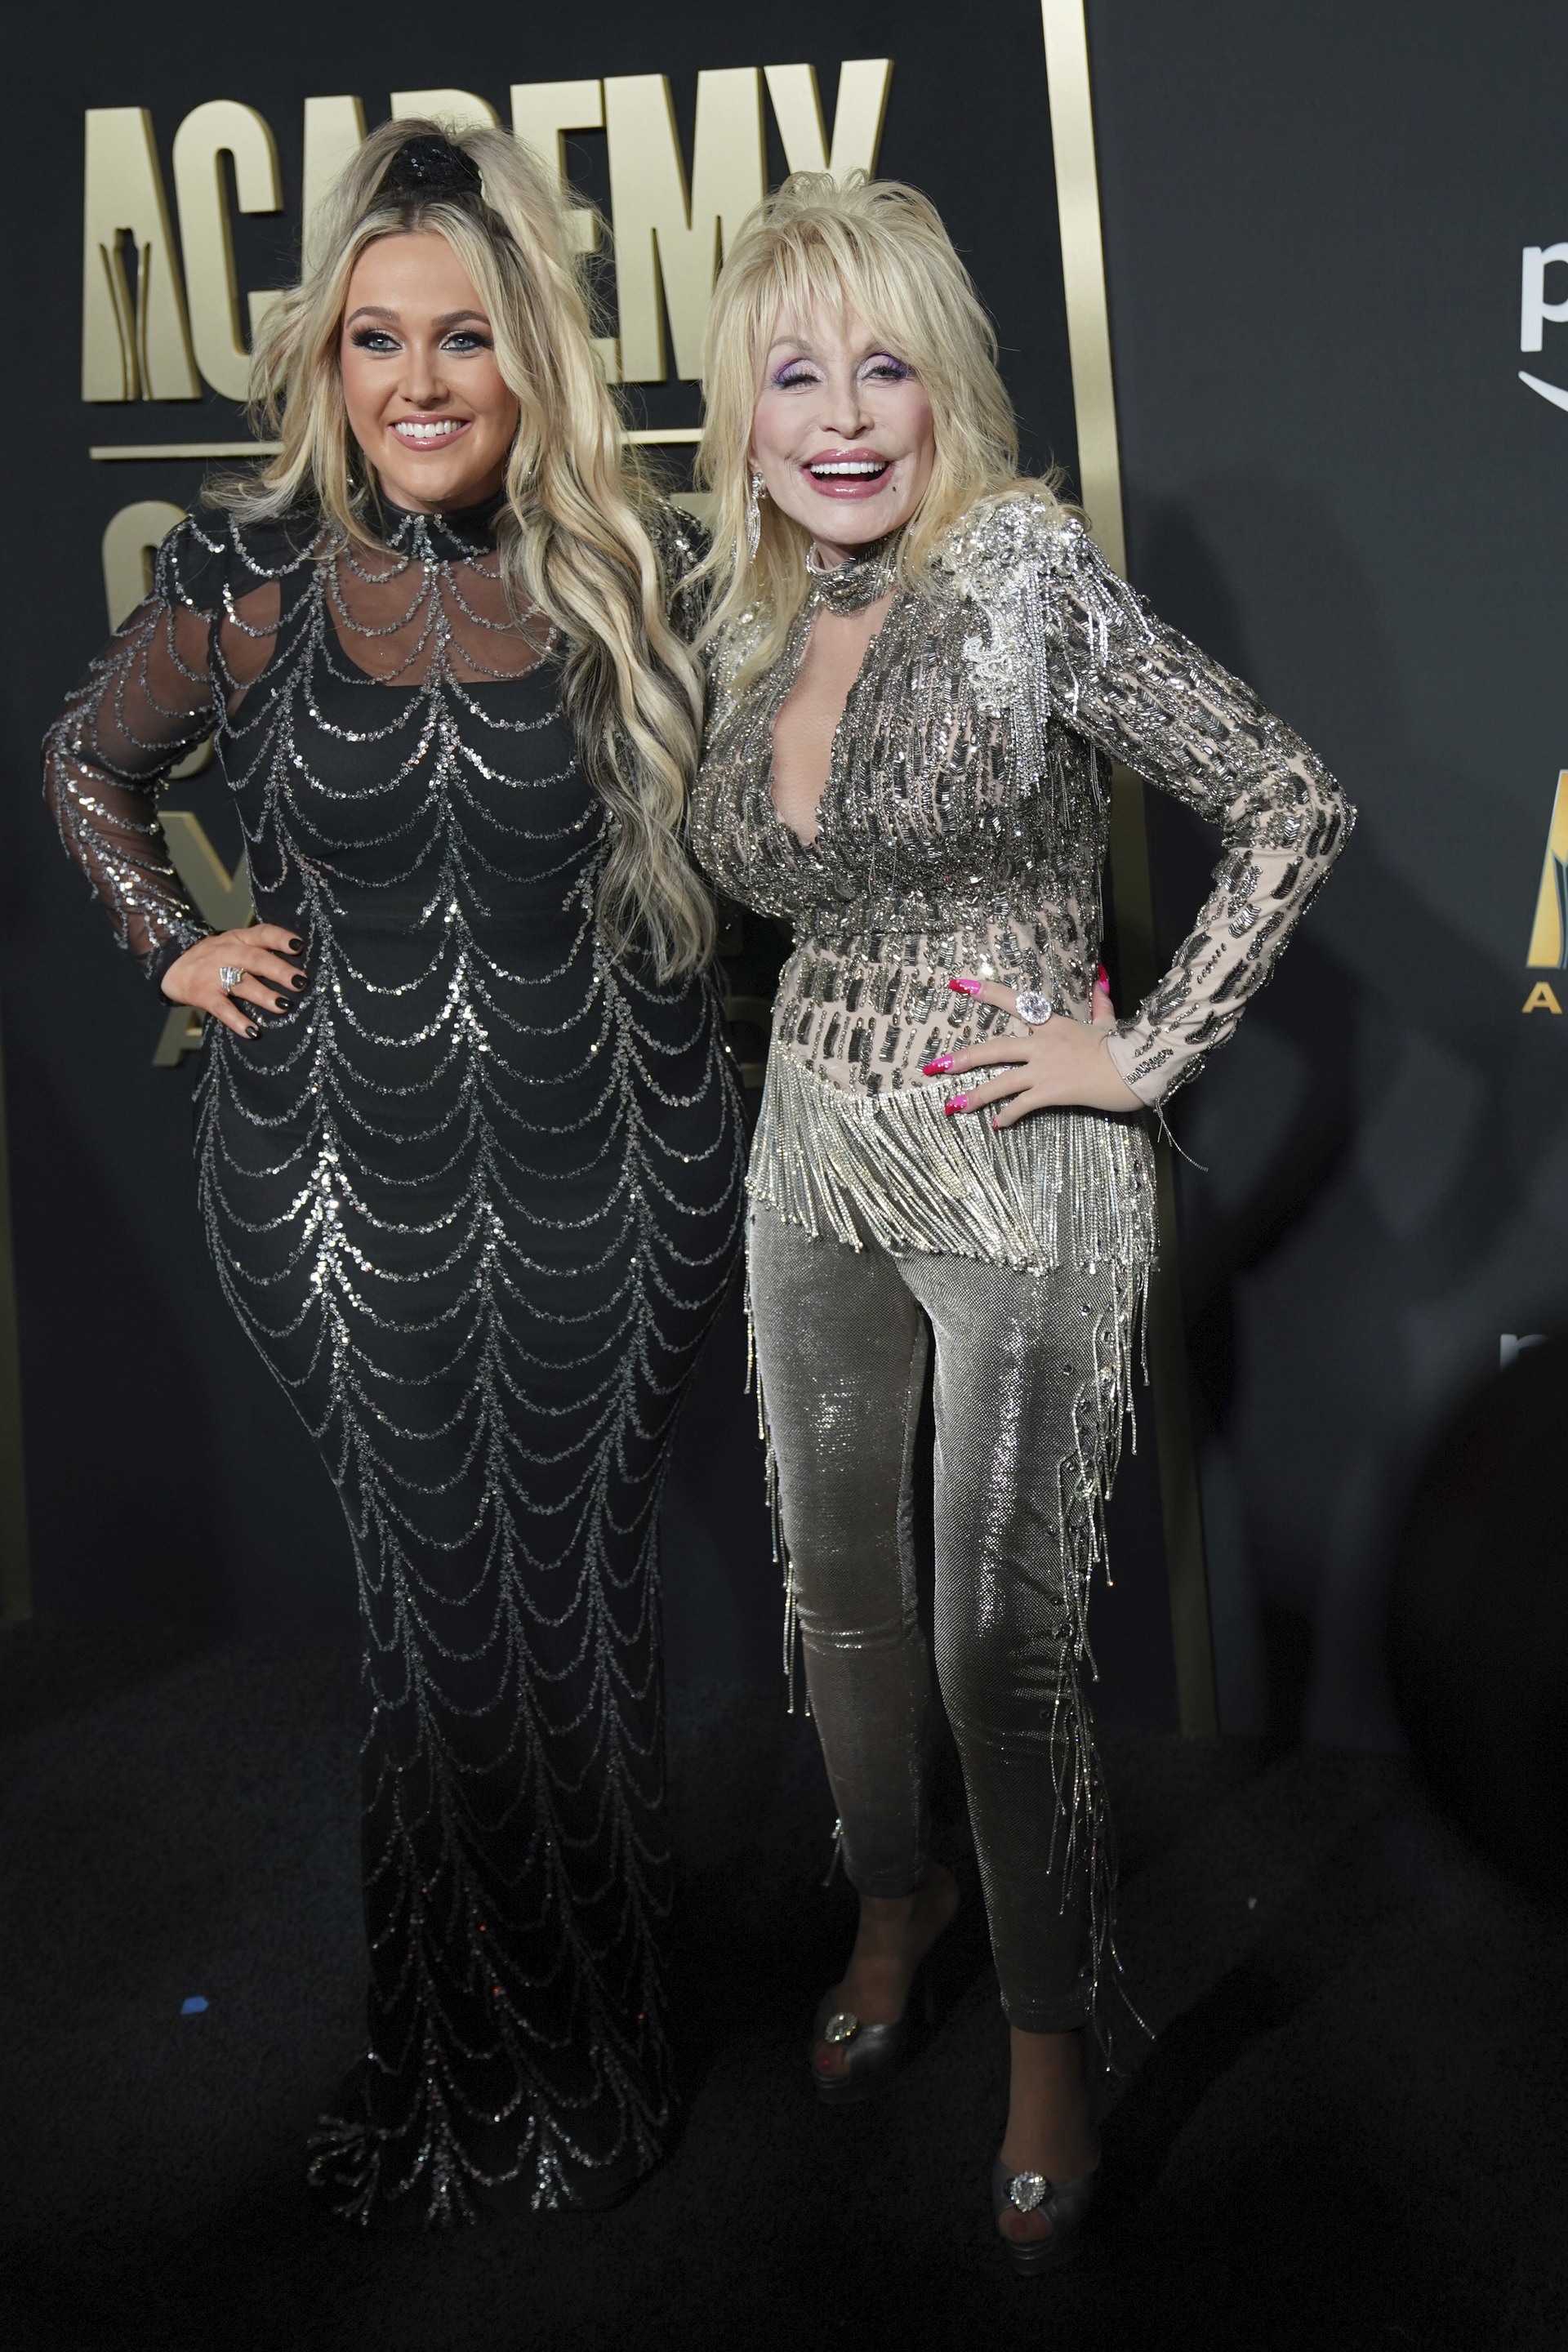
152, 506, 320, 620
931, 498, 1148, 805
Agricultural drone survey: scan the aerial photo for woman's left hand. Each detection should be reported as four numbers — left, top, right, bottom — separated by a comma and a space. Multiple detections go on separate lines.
925, 971, 1143, 1125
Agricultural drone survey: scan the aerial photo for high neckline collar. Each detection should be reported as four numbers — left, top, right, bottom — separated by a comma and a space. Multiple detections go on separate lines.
805, 532, 902, 615
368, 486, 507, 559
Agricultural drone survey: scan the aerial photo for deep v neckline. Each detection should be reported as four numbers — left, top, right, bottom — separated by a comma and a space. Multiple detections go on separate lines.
767, 593, 894, 852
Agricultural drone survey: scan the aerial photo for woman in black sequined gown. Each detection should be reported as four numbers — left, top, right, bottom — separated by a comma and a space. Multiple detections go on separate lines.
42, 124, 744, 2225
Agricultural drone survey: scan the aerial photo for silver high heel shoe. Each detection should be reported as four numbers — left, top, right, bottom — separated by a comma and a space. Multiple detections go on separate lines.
991, 2151, 1099, 2276
808, 1864, 959, 2105
808, 1961, 939, 2106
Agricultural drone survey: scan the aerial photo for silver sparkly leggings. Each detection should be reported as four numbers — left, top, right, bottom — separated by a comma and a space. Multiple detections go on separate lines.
748, 1204, 1134, 2034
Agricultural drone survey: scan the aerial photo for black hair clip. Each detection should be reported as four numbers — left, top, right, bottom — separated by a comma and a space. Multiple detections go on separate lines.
381, 134, 484, 205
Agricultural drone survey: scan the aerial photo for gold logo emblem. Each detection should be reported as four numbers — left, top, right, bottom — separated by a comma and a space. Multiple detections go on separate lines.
1523, 771, 1568, 1013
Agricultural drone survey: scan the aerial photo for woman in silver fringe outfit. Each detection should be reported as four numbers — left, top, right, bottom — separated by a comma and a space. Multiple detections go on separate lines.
42, 125, 744, 2227
689, 176, 1351, 2272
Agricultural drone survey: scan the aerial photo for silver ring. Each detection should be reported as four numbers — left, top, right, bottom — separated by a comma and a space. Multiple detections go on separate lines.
1014, 987, 1054, 1027
218, 964, 246, 991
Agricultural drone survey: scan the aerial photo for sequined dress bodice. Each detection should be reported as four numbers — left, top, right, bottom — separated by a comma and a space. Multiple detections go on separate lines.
49, 499, 680, 1115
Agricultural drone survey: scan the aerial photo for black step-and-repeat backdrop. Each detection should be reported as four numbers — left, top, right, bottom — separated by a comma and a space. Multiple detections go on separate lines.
5, 0, 1566, 1749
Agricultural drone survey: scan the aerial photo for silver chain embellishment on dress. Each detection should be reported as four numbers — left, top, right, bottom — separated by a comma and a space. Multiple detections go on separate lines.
42, 497, 746, 2225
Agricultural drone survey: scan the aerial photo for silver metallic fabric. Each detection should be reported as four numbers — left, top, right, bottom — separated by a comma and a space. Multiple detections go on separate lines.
692, 492, 1352, 2041
748, 1205, 1136, 2033
693, 496, 1354, 1147
750, 1048, 1155, 1276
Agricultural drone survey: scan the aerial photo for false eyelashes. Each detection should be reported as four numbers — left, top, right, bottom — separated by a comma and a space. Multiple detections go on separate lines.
767, 353, 915, 389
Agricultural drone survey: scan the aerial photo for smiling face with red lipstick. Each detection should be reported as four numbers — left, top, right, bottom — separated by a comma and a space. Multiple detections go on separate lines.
339, 229, 520, 514
749, 308, 937, 568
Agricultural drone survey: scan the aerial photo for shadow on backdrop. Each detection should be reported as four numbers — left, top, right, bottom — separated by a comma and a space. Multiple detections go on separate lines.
1125, 479, 1568, 1753
1388, 1330, 1568, 1904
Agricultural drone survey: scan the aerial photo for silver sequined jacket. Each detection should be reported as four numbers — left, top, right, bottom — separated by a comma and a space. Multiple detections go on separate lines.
691, 494, 1352, 1273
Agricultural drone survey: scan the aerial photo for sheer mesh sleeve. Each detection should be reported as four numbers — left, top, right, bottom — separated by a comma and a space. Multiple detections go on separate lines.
42, 516, 225, 984
1044, 519, 1353, 1106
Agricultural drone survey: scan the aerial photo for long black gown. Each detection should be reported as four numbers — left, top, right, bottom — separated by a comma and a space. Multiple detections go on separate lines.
42, 493, 746, 2224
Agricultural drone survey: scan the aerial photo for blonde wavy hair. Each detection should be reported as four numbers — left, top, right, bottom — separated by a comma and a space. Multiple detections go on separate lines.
215, 117, 713, 978
697, 173, 1065, 684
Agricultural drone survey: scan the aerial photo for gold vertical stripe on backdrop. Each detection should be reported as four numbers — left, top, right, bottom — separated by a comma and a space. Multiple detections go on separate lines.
1040, 0, 1218, 1736
0, 1010, 29, 1621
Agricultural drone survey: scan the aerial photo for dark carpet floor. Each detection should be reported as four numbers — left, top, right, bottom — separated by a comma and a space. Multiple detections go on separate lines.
1, 1621, 1564, 2352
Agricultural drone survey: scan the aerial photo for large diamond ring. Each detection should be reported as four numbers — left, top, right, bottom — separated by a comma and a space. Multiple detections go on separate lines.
218, 964, 246, 991
1007, 2170, 1049, 2213
1014, 987, 1054, 1027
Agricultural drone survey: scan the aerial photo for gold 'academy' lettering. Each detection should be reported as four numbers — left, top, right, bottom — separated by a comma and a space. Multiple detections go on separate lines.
83, 65, 893, 398
172, 102, 284, 403
82, 109, 200, 401
1522, 982, 1562, 1014
762, 60, 893, 181
606, 62, 890, 381
301, 96, 368, 270
604, 71, 766, 383
511, 81, 606, 256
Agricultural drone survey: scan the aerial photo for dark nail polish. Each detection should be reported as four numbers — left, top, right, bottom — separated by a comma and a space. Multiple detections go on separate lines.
292, 974, 308, 989
246, 1023, 260, 1039
287, 938, 305, 954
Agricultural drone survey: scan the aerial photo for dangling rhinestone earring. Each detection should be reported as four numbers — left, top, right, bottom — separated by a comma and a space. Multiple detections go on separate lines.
746, 467, 766, 562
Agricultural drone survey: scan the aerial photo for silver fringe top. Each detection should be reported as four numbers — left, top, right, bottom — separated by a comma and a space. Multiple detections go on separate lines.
691, 495, 1352, 1272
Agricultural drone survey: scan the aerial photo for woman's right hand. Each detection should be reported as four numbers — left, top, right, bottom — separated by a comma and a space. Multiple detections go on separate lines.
159, 924, 307, 1038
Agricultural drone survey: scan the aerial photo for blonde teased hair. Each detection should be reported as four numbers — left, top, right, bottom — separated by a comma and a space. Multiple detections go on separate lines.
697, 173, 1065, 682
215, 117, 713, 978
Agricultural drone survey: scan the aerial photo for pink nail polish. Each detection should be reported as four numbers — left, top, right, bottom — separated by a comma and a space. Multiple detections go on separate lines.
948, 976, 984, 998
944, 1094, 969, 1116
1097, 964, 1111, 991
924, 1054, 953, 1075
